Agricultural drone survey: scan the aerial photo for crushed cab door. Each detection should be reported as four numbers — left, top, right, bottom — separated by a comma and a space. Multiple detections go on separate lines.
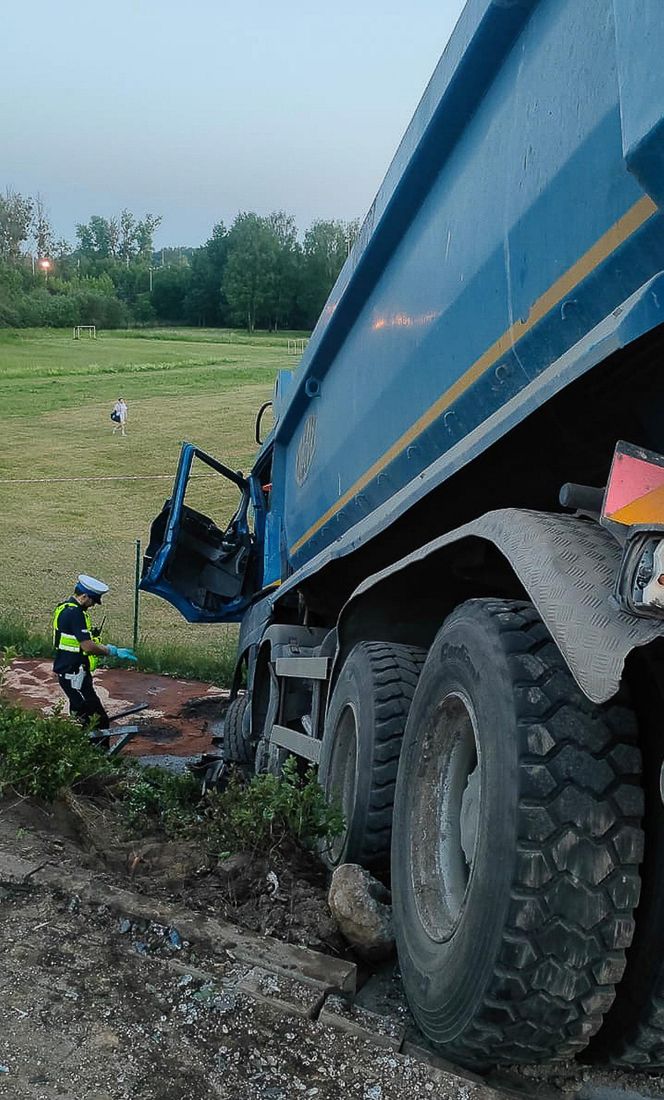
140, 443, 260, 623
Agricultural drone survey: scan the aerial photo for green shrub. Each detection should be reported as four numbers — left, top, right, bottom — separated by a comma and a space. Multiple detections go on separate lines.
0, 641, 340, 854
119, 765, 202, 835
117, 756, 343, 855
0, 700, 115, 801
205, 756, 344, 854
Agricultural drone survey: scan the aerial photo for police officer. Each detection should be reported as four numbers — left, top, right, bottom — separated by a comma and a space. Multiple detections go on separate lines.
53, 574, 137, 730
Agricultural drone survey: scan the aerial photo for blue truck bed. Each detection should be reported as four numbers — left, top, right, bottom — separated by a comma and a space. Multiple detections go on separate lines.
267, 0, 664, 583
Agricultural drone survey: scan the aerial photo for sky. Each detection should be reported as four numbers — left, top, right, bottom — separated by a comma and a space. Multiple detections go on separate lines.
1, 0, 466, 249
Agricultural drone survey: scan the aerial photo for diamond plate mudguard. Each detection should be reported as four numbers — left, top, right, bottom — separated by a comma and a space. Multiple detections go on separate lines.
343, 508, 664, 704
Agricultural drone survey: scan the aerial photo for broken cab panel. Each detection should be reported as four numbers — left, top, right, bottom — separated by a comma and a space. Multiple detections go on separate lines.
140, 443, 260, 623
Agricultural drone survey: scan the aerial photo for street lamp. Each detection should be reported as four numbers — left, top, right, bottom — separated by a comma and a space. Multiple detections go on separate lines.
39, 258, 51, 284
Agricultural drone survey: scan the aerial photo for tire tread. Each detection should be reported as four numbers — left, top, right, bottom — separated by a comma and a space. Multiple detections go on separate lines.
359, 643, 427, 866
223, 694, 251, 764
323, 641, 426, 870
407, 599, 644, 1067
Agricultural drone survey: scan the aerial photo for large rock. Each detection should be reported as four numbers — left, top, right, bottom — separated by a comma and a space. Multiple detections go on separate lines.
328, 864, 395, 961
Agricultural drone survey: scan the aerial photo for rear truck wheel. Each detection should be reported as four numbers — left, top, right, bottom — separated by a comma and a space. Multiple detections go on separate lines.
391, 598, 644, 1069
586, 652, 664, 1067
319, 641, 426, 872
223, 694, 252, 765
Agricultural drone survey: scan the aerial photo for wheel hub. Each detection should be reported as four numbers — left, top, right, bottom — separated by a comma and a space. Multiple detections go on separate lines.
325, 703, 358, 864
460, 764, 480, 867
409, 691, 480, 941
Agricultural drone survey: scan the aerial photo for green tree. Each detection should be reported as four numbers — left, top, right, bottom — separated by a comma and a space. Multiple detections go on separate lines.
76, 215, 115, 259
135, 213, 162, 261
0, 189, 33, 264
132, 292, 156, 324
118, 209, 135, 264
183, 223, 230, 326
151, 265, 191, 322
266, 211, 300, 330
76, 210, 161, 265
223, 213, 276, 332
52, 237, 72, 262
33, 194, 54, 261
299, 218, 359, 327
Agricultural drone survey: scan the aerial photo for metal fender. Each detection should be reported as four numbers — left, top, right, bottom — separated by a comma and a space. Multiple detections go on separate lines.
337, 508, 664, 704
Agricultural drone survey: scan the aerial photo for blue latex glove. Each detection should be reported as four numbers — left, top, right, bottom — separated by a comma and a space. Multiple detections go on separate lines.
106, 645, 138, 662
116, 647, 138, 662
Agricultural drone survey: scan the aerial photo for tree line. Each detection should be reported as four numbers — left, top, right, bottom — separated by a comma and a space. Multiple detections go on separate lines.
0, 188, 360, 332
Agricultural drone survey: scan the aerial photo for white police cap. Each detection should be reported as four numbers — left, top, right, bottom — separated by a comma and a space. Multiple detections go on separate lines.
76, 574, 110, 602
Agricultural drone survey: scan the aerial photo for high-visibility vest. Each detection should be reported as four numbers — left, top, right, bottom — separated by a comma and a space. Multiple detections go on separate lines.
52, 600, 100, 672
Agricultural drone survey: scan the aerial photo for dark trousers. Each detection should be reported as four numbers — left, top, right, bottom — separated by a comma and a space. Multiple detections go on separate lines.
57, 668, 110, 730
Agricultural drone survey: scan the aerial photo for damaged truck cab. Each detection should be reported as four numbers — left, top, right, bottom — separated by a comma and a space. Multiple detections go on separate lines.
142, 0, 664, 1071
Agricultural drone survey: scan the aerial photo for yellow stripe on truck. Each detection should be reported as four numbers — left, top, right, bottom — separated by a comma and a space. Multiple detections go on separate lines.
289, 194, 658, 556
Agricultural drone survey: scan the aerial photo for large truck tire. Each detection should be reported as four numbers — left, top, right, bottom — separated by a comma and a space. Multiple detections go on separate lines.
319, 641, 426, 872
223, 694, 252, 765
392, 599, 644, 1068
586, 653, 664, 1066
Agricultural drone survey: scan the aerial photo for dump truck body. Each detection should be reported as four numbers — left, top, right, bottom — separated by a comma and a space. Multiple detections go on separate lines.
142, 0, 664, 1071
271, 0, 664, 579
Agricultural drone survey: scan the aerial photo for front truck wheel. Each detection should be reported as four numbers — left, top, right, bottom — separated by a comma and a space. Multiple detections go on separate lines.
392, 599, 644, 1068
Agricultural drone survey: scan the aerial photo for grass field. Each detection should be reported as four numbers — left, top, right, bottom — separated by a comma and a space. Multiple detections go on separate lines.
0, 326, 305, 680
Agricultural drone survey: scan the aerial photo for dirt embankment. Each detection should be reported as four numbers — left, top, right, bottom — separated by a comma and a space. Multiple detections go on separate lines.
4, 795, 664, 1100
2, 659, 347, 952
5, 663, 664, 1099
31, 798, 345, 957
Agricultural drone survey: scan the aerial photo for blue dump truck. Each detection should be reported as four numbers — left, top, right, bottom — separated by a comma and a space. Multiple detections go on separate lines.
142, 0, 664, 1069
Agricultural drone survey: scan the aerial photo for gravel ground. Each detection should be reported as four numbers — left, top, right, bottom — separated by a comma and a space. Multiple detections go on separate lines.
3, 786, 664, 1100
0, 884, 501, 1100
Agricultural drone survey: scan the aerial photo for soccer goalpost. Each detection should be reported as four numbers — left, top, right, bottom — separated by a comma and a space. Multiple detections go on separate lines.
73, 325, 97, 339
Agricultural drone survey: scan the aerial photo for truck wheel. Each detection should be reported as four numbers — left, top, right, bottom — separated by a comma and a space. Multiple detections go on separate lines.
319, 641, 425, 872
392, 599, 644, 1068
586, 653, 664, 1066
223, 694, 252, 765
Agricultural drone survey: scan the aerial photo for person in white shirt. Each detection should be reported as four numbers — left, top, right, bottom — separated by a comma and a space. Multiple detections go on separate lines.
112, 397, 128, 436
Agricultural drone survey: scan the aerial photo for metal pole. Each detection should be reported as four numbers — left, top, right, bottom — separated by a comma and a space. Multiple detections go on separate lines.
133, 538, 141, 652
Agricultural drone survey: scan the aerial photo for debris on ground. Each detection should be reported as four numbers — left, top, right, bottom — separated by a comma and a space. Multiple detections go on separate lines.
328, 863, 395, 961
